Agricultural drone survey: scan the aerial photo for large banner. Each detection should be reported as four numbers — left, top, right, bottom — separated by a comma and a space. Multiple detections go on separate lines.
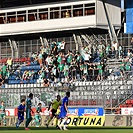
105, 115, 133, 127
4, 116, 105, 127
66, 116, 105, 127
68, 107, 104, 116
121, 108, 133, 115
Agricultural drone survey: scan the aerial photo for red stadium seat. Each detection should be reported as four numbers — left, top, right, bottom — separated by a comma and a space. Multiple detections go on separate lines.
119, 104, 123, 108
126, 99, 131, 104
20, 58, 25, 62
123, 104, 127, 108
93, 100, 96, 105
2, 58, 7, 63
13, 58, 20, 62
131, 99, 133, 104
27, 57, 30, 61
128, 105, 132, 108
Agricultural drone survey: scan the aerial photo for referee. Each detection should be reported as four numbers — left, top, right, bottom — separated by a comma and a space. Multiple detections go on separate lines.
46, 95, 61, 128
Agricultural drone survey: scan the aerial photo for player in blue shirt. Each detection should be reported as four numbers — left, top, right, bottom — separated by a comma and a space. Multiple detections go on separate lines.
16, 99, 25, 128
58, 91, 70, 130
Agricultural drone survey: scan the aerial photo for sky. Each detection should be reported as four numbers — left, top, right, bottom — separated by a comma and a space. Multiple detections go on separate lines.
121, 0, 124, 9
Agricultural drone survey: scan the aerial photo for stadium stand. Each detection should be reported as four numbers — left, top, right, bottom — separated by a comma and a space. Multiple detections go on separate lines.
0, 0, 132, 115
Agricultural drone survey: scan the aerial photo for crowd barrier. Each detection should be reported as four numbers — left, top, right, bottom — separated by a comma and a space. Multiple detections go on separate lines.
4, 115, 133, 127
4, 107, 133, 127
3, 107, 105, 127
4, 116, 105, 127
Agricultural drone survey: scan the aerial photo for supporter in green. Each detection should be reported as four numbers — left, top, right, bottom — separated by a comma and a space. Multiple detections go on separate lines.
97, 63, 103, 80
6, 70, 10, 78
57, 53, 62, 63
119, 60, 125, 71
76, 53, 82, 62
58, 62, 64, 72
51, 42, 56, 51
2, 64, 7, 78
57, 42, 62, 51
64, 63, 69, 77
105, 44, 110, 55
67, 52, 73, 65
125, 61, 131, 71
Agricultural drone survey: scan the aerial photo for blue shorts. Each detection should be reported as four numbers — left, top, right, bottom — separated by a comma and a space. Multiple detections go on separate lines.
59, 108, 67, 119
18, 115, 24, 121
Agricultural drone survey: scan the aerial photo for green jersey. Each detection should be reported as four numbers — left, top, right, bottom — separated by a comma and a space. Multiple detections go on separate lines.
2, 65, 7, 73
0, 105, 5, 114
125, 62, 131, 71
67, 55, 72, 63
26, 98, 32, 113
57, 56, 62, 63
36, 106, 42, 114
97, 64, 103, 74
58, 64, 64, 71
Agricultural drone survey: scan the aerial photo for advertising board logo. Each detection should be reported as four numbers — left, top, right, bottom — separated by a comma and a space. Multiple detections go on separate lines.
66, 116, 105, 127
67, 109, 78, 116
83, 108, 99, 116
124, 109, 129, 115
130, 110, 133, 115
112, 116, 124, 126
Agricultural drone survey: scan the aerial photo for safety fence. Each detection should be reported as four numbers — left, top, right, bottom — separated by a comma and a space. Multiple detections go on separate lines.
0, 79, 132, 108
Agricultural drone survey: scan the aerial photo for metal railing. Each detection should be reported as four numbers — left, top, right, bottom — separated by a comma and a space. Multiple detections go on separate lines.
0, 77, 132, 109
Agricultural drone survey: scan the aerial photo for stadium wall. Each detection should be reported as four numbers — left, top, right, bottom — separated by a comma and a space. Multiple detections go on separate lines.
96, 0, 121, 27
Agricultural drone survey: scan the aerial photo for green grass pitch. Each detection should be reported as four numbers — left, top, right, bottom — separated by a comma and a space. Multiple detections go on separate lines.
1, 127, 133, 133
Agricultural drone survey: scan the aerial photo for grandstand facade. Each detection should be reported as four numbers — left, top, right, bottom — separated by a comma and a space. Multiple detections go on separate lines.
0, 0, 132, 114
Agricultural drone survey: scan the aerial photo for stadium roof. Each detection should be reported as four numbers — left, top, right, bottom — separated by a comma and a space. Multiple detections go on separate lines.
0, 0, 68, 8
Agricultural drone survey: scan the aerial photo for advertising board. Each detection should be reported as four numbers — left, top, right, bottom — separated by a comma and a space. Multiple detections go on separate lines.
68, 107, 104, 116
121, 108, 133, 115
4, 116, 105, 127
105, 115, 133, 127
66, 116, 105, 127
14, 107, 104, 116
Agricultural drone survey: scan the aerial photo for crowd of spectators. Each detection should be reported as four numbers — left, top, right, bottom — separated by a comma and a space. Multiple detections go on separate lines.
0, 58, 13, 87
1, 38, 133, 87
26, 41, 109, 86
